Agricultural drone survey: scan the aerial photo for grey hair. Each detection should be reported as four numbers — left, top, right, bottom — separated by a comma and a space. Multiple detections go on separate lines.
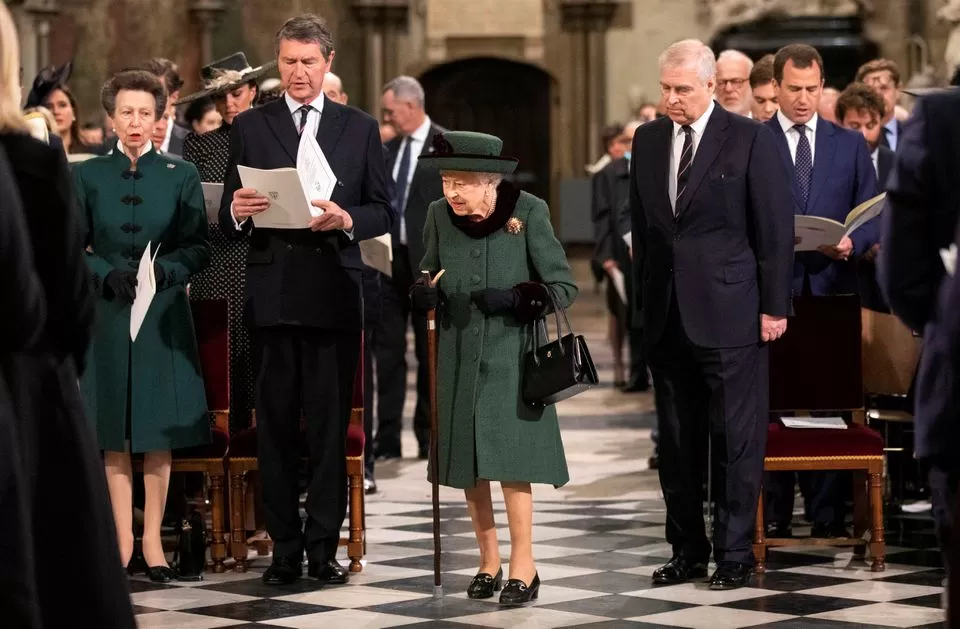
275, 14, 335, 59
382, 75, 425, 109
659, 39, 716, 85
717, 49, 754, 72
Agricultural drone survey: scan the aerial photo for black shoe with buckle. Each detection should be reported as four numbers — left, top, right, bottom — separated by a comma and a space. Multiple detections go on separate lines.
308, 558, 349, 584
652, 556, 708, 585
467, 567, 503, 599
499, 572, 539, 606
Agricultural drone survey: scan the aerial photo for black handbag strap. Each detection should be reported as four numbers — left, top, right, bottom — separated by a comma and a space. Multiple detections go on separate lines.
530, 285, 578, 363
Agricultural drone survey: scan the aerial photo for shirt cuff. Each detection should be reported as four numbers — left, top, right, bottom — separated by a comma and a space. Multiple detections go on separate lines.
230, 202, 247, 230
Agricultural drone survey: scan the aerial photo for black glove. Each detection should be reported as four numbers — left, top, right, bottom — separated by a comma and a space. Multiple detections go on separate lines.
104, 270, 138, 303
153, 262, 166, 288
410, 280, 440, 312
470, 288, 518, 315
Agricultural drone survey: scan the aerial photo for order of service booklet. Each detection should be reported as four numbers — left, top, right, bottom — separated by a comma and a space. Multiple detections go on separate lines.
794, 192, 887, 251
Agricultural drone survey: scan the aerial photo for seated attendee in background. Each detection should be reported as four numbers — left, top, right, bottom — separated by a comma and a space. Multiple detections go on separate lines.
183, 97, 221, 135
836, 82, 892, 312
75, 69, 211, 583
634, 102, 658, 122
856, 58, 904, 151
818, 87, 840, 123
749, 54, 778, 122
715, 49, 754, 116
586, 121, 627, 175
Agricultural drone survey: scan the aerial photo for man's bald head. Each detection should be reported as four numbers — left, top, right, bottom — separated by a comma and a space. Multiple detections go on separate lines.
716, 49, 753, 115
322, 71, 348, 105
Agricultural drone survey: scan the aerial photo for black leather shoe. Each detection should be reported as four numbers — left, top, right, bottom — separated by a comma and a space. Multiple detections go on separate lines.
709, 561, 752, 590
499, 573, 539, 606
652, 556, 708, 585
622, 378, 651, 393
262, 555, 303, 585
308, 559, 349, 584
467, 567, 502, 599
364, 476, 378, 495
147, 565, 176, 583
417, 445, 429, 460
766, 523, 793, 538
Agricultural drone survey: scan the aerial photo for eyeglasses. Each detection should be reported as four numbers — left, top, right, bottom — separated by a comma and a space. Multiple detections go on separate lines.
717, 78, 747, 89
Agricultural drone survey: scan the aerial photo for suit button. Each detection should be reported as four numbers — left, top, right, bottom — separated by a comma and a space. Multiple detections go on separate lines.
471, 248, 481, 258
471, 275, 481, 285
286, 244, 293, 251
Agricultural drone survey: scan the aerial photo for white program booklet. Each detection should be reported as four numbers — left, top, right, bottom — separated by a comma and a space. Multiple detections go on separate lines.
131, 241, 160, 342
360, 234, 393, 276
780, 416, 847, 429
794, 192, 886, 251
297, 129, 337, 203
942, 244, 957, 277
201, 182, 224, 223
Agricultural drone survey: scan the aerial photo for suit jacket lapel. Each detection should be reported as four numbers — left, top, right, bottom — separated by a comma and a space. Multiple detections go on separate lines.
384, 137, 401, 172
675, 105, 729, 219
316, 101, 347, 161
807, 119, 836, 213
767, 120, 804, 215
263, 99, 300, 163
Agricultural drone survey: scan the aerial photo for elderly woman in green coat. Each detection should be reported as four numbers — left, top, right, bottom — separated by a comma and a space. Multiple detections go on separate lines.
74, 70, 210, 583
411, 131, 578, 606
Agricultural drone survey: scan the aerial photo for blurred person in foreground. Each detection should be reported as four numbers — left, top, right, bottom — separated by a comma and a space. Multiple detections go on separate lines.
0, 5, 137, 625
75, 69, 211, 583
411, 130, 578, 605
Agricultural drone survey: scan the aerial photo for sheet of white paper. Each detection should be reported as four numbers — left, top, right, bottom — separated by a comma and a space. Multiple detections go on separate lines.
622, 231, 632, 248
130, 242, 159, 342
608, 266, 627, 304
359, 234, 393, 276
297, 131, 337, 212
201, 182, 224, 223
842, 196, 886, 239
941, 244, 957, 277
780, 416, 847, 429
238, 166, 314, 229
794, 216, 845, 251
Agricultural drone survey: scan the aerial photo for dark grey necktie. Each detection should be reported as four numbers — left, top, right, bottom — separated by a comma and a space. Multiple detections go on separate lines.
297, 105, 312, 136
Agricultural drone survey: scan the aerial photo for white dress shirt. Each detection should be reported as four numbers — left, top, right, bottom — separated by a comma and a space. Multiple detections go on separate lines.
392, 115, 432, 244
160, 115, 174, 153
870, 147, 879, 178
117, 140, 153, 160
776, 109, 818, 165
669, 99, 715, 210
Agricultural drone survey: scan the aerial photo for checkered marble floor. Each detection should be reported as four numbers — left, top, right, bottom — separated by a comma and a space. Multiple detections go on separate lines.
131, 496, 945, 629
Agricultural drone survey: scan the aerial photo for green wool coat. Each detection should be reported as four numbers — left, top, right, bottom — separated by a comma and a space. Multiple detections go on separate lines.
74, 147, 211, 453
420, 186, 578, 489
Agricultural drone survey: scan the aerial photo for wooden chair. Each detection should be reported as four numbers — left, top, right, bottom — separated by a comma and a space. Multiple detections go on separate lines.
754, 295, 886, 573
134, 299, 231, 572
228, 334, 366, 572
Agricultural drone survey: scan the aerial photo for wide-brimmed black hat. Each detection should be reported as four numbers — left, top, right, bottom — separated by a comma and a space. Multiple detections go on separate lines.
25, 60, 72, 108
176, 52, 276, 105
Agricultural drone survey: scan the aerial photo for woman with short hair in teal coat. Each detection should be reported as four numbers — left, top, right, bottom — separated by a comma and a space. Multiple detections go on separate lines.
74, 70, 211, 582
411, 131, 578, 606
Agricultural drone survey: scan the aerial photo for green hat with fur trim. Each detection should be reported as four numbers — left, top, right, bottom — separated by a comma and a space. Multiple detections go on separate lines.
418, 131, 518, 174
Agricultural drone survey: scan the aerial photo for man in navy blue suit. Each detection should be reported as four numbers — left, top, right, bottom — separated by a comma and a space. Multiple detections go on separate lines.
763, 44, 879, 539
629, 39, 794, 590
879, 87, 960, 577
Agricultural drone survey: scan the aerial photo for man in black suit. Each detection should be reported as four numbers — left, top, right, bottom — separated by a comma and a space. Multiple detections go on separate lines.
375, 75, 445, 460
879, 87, 960, 576
219, 14, 392, 585
630, 39, 793, 590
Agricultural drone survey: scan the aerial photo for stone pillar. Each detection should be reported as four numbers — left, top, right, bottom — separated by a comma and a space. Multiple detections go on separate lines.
559, 0, 622, 171
351, 0, 410, 115
18, 0, 61, 87
191, 0, 225, 66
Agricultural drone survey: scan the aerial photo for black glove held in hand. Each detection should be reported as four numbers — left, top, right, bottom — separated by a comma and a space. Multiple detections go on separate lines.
153, 262, 166, 288
470, 288, 518, 315
410, 280, 440, 313
105, 270, 138, 303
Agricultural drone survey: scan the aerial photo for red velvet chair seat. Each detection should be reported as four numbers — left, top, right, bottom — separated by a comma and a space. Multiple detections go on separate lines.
766, 422, 884, 458
346, 423, 365, 458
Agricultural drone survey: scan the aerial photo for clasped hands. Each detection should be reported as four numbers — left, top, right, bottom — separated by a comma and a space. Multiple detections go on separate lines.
817, 236, 854, 261
232, 188, 353, 232
410, 281, 517, 315
105, 264, 166, 304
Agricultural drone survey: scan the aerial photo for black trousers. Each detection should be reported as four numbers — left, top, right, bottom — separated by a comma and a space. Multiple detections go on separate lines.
374, 246, 429, 453
928, 463, 959, 575
649, 298, 768, 564
254, 325, 360, 562
764, 469, 845, 527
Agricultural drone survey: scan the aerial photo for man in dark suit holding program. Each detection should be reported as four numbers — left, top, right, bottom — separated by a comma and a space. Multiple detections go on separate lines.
220, 14, 392, 586
629, 39, 794, 590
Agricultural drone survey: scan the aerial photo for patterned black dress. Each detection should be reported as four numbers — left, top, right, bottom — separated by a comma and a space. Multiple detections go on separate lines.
183, 124, 254, 432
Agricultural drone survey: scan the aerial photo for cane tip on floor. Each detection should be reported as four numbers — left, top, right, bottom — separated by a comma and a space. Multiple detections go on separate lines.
433, 585, 443, 600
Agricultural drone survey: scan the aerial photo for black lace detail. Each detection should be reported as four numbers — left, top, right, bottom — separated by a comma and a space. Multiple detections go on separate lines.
120, 195, 143, 206
121, 171, 143, 180
120, 223, 143, 234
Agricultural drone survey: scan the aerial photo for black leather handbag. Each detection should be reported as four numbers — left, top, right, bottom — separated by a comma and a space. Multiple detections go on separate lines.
522, 287, 598, 407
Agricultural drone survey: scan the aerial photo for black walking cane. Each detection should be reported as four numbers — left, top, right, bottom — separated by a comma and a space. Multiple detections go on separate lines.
422, 269, 445, 599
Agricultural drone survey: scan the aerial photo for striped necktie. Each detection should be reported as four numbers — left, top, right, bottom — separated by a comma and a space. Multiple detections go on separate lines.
674, 125, 693, 213
297, 105, 312, 136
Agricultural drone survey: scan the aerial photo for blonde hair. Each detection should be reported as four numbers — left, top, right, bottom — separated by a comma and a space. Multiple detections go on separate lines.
0, 4, 27, 133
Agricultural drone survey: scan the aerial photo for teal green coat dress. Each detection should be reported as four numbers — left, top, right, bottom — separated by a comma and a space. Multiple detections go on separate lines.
420, 183, 578, 489
74, 147, 211, 453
